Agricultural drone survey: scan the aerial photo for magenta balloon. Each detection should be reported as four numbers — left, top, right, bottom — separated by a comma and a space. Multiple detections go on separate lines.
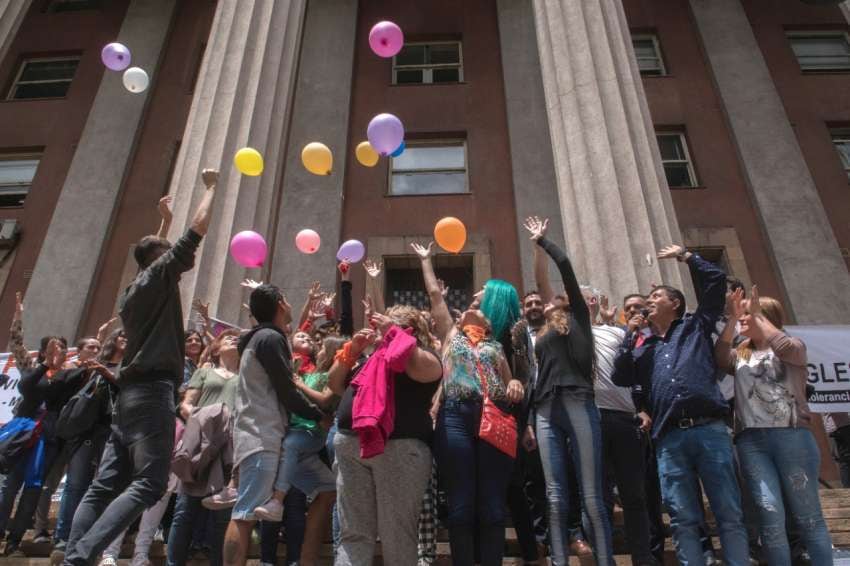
336, 240, 365, 263
101, 42, 131, 71
367, 113, 405, 156
368, 21, 404, 58
296, 229, 321, 254
230, 230, 267, 268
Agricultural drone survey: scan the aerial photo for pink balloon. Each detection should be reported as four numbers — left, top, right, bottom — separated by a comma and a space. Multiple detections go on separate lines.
369, 21, 404, 58
101, 42, 131, 71
230, 230, 267, 268
367, 113, 405, 156
296, 229, 321, 254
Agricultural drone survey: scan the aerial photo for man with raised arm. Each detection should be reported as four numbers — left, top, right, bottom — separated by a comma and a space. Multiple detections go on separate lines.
62, 169, 220, 566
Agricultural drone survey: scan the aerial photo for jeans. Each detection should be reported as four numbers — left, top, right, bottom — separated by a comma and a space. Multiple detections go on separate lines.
167, 493, 230, 566
644, 441, 666, 562
260, 488, 307, 566
435, 399, 514, 566
104, 489, 172, 564
4, 428, 61, 544
535, 393, 613, 566
63, 381, 176, 566
55, 429, 109, 543
600, 409, 655, 564
656, 421, 748, 566
737, 427, 832, 566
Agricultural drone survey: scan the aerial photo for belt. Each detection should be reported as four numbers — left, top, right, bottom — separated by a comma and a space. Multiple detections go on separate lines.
676, 416, 718, 429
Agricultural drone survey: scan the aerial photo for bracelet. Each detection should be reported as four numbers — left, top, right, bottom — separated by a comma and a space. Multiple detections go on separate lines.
334, 342, 360, 369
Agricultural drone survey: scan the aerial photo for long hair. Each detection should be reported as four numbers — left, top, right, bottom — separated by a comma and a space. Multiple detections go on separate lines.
98, 329, 125, 364
736, 296, 786, 362
386, 305, 434, 350
541, 306, 570, 336
317, 336, 347, 372
479, 279, 520, 343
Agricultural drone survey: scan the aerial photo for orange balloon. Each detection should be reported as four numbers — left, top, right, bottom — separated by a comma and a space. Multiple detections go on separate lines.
434, 217, 467, 253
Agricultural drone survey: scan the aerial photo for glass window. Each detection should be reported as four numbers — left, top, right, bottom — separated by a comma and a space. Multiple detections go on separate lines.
656, 132, 697, 188
8, 58, 79, 100
393, 42, 463, 85
384, 254, 472, 311
831, 130, 850, 181
788, 32, 850, 72
632, 34, 666, 76
0, 156, 40, 207
390, 141, 468, 196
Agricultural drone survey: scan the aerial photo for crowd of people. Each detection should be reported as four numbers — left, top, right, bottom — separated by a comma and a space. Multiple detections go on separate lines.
0, 168, 837, 566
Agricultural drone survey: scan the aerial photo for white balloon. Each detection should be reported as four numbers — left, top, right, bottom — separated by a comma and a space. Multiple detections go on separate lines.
122, 67, 149, 93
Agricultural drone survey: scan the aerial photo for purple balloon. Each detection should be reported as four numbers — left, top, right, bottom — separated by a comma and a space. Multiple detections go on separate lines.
230, 230, 267, 268
369, 21, 404, 58
336, 239, 365, 263
101, 42, 131, 71
367, 113, 405, 156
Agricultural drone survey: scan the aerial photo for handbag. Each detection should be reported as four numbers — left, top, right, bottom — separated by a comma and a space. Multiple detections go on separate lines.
472, 348, 517, 458
56, 375, 105, 441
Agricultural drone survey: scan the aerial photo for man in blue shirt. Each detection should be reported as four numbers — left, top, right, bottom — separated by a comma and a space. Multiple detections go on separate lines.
613, 244, 748, 566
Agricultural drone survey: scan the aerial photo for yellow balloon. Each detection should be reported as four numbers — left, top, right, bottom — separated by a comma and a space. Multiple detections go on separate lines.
302, 142, 333, 175
355, 141, 379, 167
434, 217, 467, 253
234, 147, 264, 176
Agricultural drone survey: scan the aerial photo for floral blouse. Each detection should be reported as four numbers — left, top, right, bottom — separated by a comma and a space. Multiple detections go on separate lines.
442, 333, 507, 402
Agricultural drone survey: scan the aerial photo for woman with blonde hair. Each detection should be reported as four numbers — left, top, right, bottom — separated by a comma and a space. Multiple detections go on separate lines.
716, 286, 832, 565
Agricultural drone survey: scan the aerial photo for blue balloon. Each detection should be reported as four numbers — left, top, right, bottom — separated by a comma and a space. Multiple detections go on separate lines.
390, 141, 405, 158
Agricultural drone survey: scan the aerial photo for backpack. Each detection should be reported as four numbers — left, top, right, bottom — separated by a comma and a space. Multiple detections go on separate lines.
56, 376, 107, 441
0, 416, 41, 474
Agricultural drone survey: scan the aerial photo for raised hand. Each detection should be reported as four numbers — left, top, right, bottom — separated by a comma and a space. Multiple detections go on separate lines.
350, 328, 377, 355
727, 287, 746, 320
158, 196, 173, 221
657, 244, 686, 260
410, 242, 433, 260
319, 292, 336, 312
192, 298, 211, 321
362, 296, 374, 322
370, 312, 393, 333
748, 285, 761, 317
598, 295, 618, 325
201, 168, 219, 188
437, 279, 449, 299
13, 291, 23, 322
241, 279, 263, 290
523, 216, 549, 241
97, 316, 119, 343
364, 259, 383, 278
308, 281, 323, 301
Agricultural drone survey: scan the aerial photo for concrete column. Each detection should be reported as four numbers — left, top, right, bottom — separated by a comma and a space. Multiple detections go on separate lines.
268, 0, 358, 310
24, 0, 177, 346
164, 1, 307, 327
0, 1, 30, 64
690, 0, 850, 323
531, 0, 692, 304
496, 0, 566, 294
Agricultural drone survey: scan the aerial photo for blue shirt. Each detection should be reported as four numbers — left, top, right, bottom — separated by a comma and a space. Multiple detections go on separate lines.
612, 254, 728, 439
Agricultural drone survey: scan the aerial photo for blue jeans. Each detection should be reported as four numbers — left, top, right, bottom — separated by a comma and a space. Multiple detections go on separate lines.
535, 392, 614, 566
274, 428, 333, 495
55, 429, 109, 543
166, 493, 229, 566
435, 398, 514, 566
737, 427, 832, 566
656, 421, 748, 566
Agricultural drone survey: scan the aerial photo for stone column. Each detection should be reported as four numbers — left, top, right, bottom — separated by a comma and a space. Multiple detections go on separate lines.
24, 0, 177, 346
690, 0, 850, 323
531, 0, 692, 304
0, 0, 30, 64
268, 0, 358, 310
164, 0, 308, 327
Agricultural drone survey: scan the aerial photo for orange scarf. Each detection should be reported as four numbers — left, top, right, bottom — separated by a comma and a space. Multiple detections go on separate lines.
462, 325, 486, 346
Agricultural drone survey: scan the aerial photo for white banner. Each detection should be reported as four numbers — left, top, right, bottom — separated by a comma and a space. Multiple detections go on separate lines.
786, 325, 850, 413
0, 349, 78, 425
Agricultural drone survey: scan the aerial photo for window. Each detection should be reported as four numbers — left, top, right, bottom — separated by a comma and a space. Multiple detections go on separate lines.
384, 254, 472, 311
632, 34, 666, 76
831, 129, 850, 181
390, 140, 468, 196
8, 57, 79, 100
46, 0, 100, 12
788, 32, 850, 72
392, 42, 463, 85
0, 155, 40, 207
656, 132, 697, 188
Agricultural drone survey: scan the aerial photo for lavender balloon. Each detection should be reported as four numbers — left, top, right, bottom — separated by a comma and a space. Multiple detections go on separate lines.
101, 42, 131, 71
367, 113, 404, 156
336, 239, 365, 263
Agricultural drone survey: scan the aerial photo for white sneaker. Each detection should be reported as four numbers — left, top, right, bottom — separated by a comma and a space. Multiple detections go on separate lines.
202, 486, 239, 510
253, 498, 284, 522
98, 556, 118, 566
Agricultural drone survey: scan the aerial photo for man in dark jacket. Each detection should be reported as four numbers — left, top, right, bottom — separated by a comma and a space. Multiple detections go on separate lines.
62, 169, 219, 566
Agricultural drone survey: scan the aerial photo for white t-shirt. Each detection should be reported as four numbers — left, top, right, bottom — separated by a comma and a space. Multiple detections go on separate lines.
734, 348, 795, 430
592, 325, 635, 413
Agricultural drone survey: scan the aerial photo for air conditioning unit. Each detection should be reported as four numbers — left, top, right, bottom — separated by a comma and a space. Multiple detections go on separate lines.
0, 220, 20, 249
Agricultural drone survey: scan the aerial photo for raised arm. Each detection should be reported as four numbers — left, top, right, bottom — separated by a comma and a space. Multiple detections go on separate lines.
747, 285, 807, 367
411, 242, 454, 345
156, 196, 173, 239
363, 259, 386, 320
338, 262, 354, 337
715, 287, 743, 376
328, 328, 376, 395
523, 216, 555, 303
189, 169, 218, 237
299, 282, 322, 330
8, 291, 33, 371
537, 237, 589, 328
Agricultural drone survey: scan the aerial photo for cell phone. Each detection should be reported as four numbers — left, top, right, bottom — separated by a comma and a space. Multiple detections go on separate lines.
640, 308, 649, 318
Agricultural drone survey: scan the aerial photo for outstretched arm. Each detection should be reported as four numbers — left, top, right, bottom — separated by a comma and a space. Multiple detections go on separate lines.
411, 242, 454, 345
537, 236, 589, 330
524, 216, 555, 303
156, 196, 173, 239
189, 169, 218, 236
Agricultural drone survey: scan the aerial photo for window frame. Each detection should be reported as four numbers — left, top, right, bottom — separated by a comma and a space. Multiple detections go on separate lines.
6, 56, 81, 101
392, 41, 464, 85
830, 128, 850, 181
787, 31, 850, 73
388, 139, 470, 197
632, 33, 667, 76
656, 131, 698, 189
0, 153, 42, 208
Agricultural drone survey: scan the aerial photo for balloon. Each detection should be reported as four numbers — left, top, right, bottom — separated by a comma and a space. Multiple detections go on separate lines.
234, 147, 264, 176
101, 42, 131, 71
230, 231, 267, 268
368, 21, 404, 58
367, 113, 404, 156
336, 239, 365, 263
434, 217, 467, 253
355, 141, 379, 167
390, 141, 405, 158
296, 229, 321, 254
301, 142, 333, 175
122, 67, 149, 93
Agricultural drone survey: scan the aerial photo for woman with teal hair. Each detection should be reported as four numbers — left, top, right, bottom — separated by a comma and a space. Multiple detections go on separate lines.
478, 279, 521, 347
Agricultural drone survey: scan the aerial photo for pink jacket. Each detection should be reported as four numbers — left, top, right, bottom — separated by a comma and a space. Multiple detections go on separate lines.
351, 326, 417, 458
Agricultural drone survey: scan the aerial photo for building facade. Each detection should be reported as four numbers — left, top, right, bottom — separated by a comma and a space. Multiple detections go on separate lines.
0, 0, 849, 348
